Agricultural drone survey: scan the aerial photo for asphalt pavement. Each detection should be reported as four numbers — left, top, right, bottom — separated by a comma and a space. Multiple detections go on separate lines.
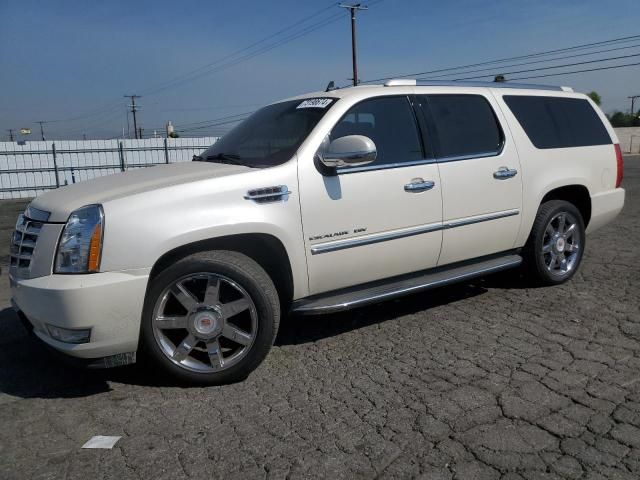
0, 157, 639, 479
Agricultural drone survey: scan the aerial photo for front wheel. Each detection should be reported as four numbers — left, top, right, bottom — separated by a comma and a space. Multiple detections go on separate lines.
523, 200, 585, 286
140, 251, 280, 385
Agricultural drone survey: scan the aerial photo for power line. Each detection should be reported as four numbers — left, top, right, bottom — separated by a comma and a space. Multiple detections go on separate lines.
509, 61, 640, 81
23, 2, 343, 129
140, 2, 339, 96
177, 118, 251, 133
423, 43, 640, 80
19, 0, 382, 137
176, 111, 255, 129
143, 12, 347, 97
148, 0, 383, 95
361, 33, 640, 84
449, 52, 640, 81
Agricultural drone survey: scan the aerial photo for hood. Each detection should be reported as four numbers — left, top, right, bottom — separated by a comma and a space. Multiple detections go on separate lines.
30, 161, 250, 222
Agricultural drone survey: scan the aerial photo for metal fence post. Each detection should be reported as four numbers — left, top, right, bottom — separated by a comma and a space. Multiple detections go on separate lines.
118, 141, 126, 171
163, 138, 170, 164
51, 142, 60, 188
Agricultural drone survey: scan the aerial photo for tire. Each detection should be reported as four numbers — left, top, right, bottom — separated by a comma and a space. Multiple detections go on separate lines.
140, 250, 280, 385
523, 200, 586, 286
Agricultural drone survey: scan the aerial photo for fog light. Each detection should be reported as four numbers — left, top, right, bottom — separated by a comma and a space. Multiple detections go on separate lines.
46, 324, 91, 344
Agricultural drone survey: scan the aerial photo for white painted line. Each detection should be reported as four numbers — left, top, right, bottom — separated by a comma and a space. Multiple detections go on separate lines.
81, 435, 122, 449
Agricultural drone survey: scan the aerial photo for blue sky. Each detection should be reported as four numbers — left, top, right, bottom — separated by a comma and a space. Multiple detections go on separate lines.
1, 0, 639, 140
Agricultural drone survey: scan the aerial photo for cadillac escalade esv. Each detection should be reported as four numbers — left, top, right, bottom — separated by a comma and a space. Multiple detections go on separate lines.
10, 79, 625, 384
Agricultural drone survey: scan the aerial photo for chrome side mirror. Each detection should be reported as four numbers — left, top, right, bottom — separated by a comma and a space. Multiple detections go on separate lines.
318, 135, 377, 169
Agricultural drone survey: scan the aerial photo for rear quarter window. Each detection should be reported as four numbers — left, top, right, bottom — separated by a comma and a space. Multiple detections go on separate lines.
503, 95, 612, 149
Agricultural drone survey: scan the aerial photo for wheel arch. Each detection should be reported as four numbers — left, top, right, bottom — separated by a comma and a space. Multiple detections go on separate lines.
148, 233, 295, 310
540, 184, 592, 227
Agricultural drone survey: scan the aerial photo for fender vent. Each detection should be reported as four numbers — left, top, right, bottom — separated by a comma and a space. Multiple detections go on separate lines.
244, 185, 291, 204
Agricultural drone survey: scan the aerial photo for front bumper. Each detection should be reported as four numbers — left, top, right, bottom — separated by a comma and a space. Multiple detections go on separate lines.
10, 269, 150, 360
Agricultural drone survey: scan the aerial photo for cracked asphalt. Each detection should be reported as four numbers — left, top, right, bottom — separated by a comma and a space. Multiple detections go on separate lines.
0, 157, 639, 480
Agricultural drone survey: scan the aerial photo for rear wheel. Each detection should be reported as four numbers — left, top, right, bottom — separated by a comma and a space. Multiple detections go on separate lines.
523, 200, 585, 286
140, 251, 280, 385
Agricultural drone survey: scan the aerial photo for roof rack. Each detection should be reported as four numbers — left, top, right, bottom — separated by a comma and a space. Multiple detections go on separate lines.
383, 78, 573, 92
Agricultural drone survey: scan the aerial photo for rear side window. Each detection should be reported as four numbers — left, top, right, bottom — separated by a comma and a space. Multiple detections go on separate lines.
330, 96, 424, 168
420, 94, 504, 159
503, 95, 612, 149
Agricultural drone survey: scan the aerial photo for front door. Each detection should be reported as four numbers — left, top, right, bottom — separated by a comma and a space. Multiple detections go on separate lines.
416, 92, 523, 266
298, 95, 443, 295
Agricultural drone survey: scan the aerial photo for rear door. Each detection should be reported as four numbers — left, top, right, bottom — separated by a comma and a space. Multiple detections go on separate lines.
416, 92, 523, 266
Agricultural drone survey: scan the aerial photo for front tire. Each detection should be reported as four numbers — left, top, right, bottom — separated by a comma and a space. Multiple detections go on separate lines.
523, 200, 585, 286
140, 251, 280, 385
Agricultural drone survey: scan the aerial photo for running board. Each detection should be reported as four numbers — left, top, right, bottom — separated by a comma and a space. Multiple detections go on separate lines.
291, 253, 522, 315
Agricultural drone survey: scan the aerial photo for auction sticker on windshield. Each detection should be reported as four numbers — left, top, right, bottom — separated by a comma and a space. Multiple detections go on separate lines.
297, 98, 334, 109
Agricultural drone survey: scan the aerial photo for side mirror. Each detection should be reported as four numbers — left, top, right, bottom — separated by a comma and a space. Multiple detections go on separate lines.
318, 135, 377, 169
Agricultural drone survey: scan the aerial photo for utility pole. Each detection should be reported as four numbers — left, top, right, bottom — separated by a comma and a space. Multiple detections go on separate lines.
339, 3, 368, 86
629, 95, 640, 116
36, 121, 47, 141
124, 95, 142, 139
7, 129, 14, 142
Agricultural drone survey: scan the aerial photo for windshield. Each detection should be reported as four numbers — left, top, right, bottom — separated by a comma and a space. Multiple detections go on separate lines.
198, 98, 336, 168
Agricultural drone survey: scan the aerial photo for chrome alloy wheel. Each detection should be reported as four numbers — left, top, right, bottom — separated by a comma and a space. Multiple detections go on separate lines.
152, 273, 258, 373
541, 211, 581, 277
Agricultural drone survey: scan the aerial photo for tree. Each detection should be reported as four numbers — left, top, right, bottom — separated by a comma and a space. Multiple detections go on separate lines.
610, 111, 640, 128
587, 91, 601, 106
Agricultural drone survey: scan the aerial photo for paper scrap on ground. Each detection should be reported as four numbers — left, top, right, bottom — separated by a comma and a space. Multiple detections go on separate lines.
81, 435, 122, 449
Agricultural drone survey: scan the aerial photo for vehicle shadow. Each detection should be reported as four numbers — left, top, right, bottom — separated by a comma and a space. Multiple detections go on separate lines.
276, 281, 490, 346
0, 270, 526, 397
275, 268, 536, 346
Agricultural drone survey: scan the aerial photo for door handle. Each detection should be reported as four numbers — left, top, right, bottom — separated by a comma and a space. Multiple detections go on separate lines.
493, 166, 518, 179
404, 178, 435, 192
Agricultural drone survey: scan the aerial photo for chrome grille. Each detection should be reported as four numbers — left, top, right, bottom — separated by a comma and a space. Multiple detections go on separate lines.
10, 214, 43, 271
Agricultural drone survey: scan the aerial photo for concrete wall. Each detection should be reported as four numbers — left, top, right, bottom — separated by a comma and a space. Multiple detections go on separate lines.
614, 128, 640, 154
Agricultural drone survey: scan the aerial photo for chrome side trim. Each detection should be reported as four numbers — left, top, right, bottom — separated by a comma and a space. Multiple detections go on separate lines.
310, 222, 443, 255
444, 209, 519, 229
310, 209, 520, 255
436, 150, 502, 163
337, 157, 437, 174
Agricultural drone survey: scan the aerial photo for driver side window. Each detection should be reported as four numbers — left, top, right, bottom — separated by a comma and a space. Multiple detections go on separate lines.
330, 96, 424, 169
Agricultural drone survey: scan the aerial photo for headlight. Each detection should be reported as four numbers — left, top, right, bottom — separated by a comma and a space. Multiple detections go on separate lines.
55, 205, 104, 273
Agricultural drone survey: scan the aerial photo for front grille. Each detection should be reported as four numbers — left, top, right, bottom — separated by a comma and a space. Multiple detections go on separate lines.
10, 214, 43, 271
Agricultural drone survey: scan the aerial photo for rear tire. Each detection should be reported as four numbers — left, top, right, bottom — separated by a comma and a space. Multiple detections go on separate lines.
523, 200, 585, 286
140, 251, 280, 386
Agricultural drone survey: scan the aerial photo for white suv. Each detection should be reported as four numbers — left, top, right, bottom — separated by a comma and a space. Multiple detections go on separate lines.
9, 79, 625, 384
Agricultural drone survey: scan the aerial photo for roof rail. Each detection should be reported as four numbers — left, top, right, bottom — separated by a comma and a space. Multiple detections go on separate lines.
383, 78, 572, 92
